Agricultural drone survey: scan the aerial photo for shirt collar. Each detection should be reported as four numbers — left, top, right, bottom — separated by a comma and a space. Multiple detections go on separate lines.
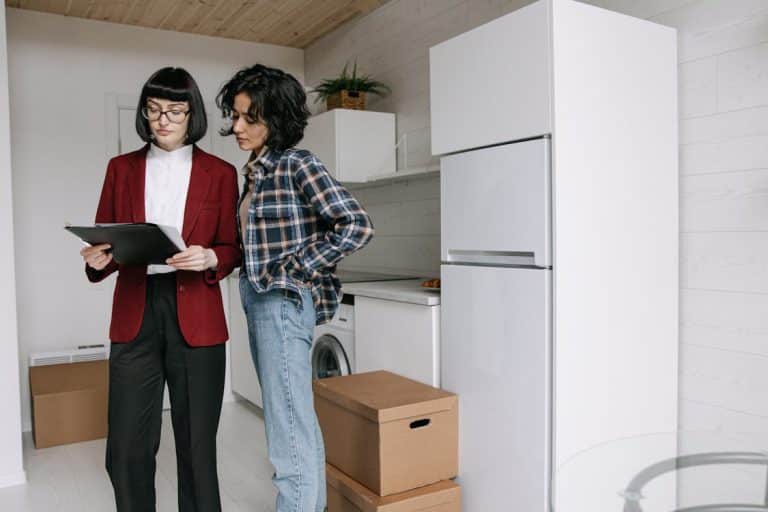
246, 147, 279, 176
148, 143, 193, 166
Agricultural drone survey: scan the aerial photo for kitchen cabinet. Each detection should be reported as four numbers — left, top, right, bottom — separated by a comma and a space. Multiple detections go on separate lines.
354, 295, 440, 388
228, 276, 262, 408
300, 109, 395, 182
430, 0, 551, 155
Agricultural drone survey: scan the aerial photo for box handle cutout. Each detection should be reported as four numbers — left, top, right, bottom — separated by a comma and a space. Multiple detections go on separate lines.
410, 418, 431, 429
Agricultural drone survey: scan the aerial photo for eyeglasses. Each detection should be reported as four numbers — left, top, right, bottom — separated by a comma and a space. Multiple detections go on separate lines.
141, 106, 190, 124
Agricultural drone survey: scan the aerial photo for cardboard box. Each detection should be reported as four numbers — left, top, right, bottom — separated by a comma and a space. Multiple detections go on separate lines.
314, 370, 458, 496
327, 463, 461, 512
30, 360, 108, 448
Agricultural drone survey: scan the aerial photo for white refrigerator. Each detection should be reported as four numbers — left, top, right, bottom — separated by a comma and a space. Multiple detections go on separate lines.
441, 138, 553, 511
432, 1, 678, 510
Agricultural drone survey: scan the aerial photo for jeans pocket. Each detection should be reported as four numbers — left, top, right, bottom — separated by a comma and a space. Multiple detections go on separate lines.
281, 293, 313, 350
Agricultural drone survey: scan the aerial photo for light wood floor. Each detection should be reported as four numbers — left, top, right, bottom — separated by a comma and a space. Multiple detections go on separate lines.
0, 399, 278, 511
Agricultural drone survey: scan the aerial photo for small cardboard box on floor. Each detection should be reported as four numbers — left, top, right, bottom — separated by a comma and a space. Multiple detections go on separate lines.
30, 360, 108, 448
313, 370, 458, 496
327, 463, 461, 512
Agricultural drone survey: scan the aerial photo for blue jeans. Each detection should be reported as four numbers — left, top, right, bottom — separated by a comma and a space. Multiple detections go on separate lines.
239, 275, 326, 512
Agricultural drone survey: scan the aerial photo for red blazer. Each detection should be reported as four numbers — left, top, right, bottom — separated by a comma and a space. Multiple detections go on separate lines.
86, 145, 241, 346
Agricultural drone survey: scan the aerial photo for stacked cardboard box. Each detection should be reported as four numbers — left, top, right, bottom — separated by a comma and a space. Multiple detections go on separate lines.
30, 359, 108, 448
314, 370, 461, 511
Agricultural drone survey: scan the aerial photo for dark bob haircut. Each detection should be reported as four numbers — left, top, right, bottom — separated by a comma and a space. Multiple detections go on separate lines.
216, 64, 310, 151
135, 67, 207, 145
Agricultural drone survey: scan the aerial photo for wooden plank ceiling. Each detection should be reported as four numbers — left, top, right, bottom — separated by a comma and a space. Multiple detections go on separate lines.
5, 0, 389, 48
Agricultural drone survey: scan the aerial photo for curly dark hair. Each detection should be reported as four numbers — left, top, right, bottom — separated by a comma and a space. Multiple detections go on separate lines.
216, 64, 310, 151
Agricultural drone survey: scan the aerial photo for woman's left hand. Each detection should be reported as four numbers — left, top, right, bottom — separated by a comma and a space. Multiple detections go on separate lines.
166, 245, 218, 272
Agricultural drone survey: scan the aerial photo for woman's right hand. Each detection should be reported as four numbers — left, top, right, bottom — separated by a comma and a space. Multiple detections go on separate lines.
81, 244, 113, 270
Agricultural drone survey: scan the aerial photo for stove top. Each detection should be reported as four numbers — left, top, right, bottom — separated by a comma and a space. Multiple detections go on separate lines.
335, 270, 417, 283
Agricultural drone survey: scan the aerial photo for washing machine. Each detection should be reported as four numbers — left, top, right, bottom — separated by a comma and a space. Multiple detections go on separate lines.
311, 300, 355, 379
311, 271, 414, 380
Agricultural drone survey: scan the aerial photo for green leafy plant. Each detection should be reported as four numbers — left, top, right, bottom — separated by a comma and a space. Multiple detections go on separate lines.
311, 60, 391, 103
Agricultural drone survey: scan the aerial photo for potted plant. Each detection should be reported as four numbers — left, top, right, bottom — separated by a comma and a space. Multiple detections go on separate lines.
312, 60, 391, 111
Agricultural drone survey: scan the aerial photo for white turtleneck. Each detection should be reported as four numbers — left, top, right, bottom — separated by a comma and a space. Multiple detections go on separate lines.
145, 143, 193, 275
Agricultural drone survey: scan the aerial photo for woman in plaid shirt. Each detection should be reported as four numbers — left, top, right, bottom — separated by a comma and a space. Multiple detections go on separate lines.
217, 64, 374, 512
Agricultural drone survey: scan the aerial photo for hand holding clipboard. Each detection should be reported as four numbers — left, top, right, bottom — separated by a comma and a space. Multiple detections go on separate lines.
67, 223, 186, 266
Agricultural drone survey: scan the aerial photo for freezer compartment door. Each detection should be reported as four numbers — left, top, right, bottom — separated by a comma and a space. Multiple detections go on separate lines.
441, 264, 551, 511
441, 138, 551, 267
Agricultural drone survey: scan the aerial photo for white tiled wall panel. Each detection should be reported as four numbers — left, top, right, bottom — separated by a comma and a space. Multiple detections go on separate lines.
718, 42, 768, 111
682, 233, 768, 294
681, 288, 768, 357
680, 105, 768, 144
679, 57, 718, 118
649, 0, 768, 36
678, 9, 768, 63
340, 176, 441, 276
681, 170, 768, 231
305, 0, 768, 504
681, 137, 768, 174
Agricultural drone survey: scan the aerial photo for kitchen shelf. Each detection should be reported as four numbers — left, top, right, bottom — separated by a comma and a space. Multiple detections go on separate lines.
344, 164, 440, 188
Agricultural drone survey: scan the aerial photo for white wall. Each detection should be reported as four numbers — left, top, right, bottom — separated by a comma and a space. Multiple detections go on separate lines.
0, 5, 26, 489
306, 0, 768, 506
339, 176, 441, 276
7, 8, 303, 432
654, 0, 768, 506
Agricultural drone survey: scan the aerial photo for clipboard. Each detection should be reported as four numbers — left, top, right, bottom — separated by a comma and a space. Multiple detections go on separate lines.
66, 223, 187, 265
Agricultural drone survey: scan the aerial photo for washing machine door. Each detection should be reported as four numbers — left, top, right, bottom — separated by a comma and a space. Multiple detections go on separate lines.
312, 334, 351, 379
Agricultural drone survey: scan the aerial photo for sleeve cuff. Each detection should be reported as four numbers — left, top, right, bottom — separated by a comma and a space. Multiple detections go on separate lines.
85, 260, 118, 282
204, 267, 223, 285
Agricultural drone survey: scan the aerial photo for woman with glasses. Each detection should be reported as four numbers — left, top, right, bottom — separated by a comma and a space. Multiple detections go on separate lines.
80, 67, 240, 512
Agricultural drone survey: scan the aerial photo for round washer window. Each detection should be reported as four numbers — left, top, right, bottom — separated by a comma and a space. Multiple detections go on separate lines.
311, 334, 351, 379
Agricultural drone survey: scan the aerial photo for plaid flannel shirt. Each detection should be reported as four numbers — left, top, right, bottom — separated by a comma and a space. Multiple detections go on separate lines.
238, 147, 374, 324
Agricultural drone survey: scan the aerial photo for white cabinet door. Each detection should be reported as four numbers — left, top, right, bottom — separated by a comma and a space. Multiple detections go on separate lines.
354, 297, 440, 387
228, 277, 262, 408
429, 0, 552, 155
301, 109, 395, 182
441, 264, 551, 512
301, 108, 336, 177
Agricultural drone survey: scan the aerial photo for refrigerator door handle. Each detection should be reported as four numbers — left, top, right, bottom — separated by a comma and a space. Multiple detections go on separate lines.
445, 249, 541, 267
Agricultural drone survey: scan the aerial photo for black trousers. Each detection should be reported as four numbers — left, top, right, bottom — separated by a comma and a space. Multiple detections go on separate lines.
106, 273, 226, 512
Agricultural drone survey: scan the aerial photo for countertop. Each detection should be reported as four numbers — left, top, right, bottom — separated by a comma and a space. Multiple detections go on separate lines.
341, 279, 440, 306
227, 270, 440, 306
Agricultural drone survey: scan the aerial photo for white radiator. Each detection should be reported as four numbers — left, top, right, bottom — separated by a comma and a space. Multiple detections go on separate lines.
29, 346, 108, 367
